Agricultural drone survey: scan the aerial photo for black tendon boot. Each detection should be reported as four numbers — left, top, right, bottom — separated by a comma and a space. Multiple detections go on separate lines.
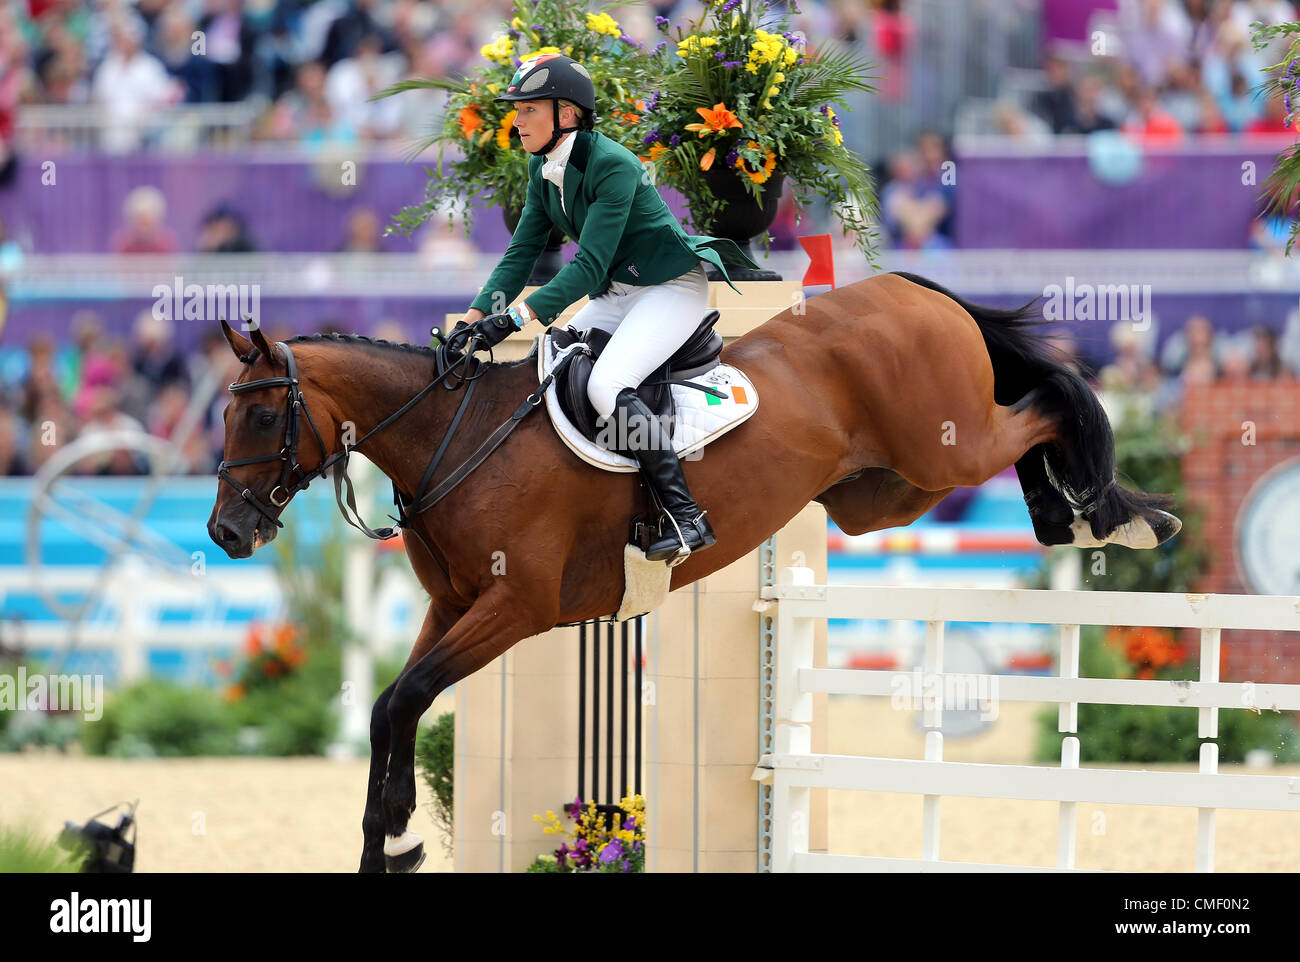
611, 388, 716, 565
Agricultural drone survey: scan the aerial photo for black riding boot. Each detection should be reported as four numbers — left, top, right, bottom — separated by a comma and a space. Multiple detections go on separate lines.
612, 388, 716, 565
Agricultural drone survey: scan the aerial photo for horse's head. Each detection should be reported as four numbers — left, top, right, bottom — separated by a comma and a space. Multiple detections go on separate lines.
207, 320, 330, 558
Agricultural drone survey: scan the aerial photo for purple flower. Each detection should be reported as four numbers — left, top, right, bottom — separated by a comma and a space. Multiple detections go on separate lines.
655, 15, 670, 30
622, 815, 637, 830
643, 130, 661, 145
722, 0, 742, 11
670, 133, 681, 146
725, 147, 739, 166
506, 27, 520, 39
1288, 90, 1293, 114
620, 34, 643, 47
818, 103, 828, 115
722, 60, 743, 68
654, 40, 668, 53
715, 50, 726, 59
791, 0, 801, 12
646, 91, 661, 112
599, 840, 624, 863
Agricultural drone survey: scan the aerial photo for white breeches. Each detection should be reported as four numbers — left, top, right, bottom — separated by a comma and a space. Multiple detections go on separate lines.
564, 262, 710, 418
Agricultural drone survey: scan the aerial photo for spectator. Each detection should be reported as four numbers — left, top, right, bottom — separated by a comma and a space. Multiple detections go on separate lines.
263, 59, 356, 146
1032, 53, 1076, 134
324, 31, 404, 139
320, 0, 391, 68
339, 206, 382, 253
1069, 74, 1118, 135
1180, 314, 1220, 385
1122, 86, 1184, 145
1119, 0, 1190, 90
915, 130, 954, 240
110, 186, 179, 254
156, 3, 217, 103
197, 0, 256, 103
92, 17, 179, 153
1101, 321, 1161, 394
990, 99, 1052, 143
74, 384, 147, 475
0, 403, 25, 476
1249, 324, 1287, 380
197, 204, 257, 253
131, 311, 187, 390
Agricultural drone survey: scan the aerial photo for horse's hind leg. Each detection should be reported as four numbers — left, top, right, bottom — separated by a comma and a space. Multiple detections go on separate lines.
1015, 444, 1076, 546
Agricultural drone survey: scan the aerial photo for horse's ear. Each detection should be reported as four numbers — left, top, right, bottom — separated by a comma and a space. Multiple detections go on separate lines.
221, 318, 253, 360
247, 320, 278, 367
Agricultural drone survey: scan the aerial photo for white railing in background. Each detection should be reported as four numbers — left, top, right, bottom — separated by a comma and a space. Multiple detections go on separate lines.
16, 103, 267, 155
752, 567, 1300, 873
9, 251, 1300, 303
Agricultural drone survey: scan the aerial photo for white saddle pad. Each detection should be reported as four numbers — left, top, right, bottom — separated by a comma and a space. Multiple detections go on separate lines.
537, 327, 760, 472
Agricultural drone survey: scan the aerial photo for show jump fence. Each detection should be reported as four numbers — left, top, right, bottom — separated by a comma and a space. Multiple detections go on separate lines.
752, 567, 1300, 872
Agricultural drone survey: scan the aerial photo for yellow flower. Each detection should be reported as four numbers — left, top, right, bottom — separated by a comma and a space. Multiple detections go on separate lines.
497, 109, 517, 149
784, 46, 798, 66
480, 35, 514, 66
700, 147, 717, 171
769, 86, 780, 97
773, 72, 785, 83
487, 83, 500, 94
477, 127, 494, 147
534, 45, 561, 56
510, 16, 524, 29
586, 11, 621, 37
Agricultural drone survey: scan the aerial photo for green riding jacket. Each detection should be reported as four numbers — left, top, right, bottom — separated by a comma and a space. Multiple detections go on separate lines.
468, 129, 760, 325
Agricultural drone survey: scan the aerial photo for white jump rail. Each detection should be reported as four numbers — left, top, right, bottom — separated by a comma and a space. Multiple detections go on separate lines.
751, 566, 1300, 873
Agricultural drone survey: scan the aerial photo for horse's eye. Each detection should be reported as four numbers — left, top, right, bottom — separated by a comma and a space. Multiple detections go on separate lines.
258, 413, 276, 427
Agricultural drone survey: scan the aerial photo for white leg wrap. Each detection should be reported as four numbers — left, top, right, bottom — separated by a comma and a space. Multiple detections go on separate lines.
383, 831, 423, 857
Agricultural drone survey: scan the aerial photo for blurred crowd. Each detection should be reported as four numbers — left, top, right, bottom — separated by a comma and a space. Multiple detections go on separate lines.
2, 304, 1297, 477
0, 307, 423, 476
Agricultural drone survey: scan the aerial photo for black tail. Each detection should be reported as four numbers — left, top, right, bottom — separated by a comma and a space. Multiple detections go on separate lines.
889, 271, 1173, 538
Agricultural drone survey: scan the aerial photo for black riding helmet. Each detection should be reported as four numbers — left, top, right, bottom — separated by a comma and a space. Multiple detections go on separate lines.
495, 53, 597, 155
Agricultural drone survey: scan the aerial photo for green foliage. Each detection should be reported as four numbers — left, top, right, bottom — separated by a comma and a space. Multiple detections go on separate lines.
1033, 626, 1300, 763
374, 0, 659, 236
1251, 20, 1300, 253
636, 0, 878, 258
0, 823, 87, 873
416, 712, 454, 858
81, 680, 240, 757
525, 854, 568, 872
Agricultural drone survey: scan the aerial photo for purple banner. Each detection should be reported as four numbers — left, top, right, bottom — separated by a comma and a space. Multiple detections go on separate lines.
954, 147, 1286, 249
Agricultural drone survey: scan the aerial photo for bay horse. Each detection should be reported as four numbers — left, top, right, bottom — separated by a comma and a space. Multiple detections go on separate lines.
207, 271, 1179, 872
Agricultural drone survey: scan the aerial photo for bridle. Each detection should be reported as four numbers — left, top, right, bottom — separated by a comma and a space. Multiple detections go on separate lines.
215, 329, 579, 542
217, 342, 330, 529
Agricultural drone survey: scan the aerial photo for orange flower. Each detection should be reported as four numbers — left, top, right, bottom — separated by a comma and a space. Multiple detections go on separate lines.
647, 141, 668, 162
224, 683, 245, 703
684, 102, 742, 138
264, 660, 281, 678
458, 104, 484, 140
700, 147, 717, 171
733, 140, 777, 184
245, 625, 263, 657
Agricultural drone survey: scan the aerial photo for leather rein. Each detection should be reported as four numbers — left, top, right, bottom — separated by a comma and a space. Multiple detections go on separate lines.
216, 331, 580, 542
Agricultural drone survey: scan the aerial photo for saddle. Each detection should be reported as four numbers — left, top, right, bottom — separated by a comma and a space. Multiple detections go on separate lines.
551, 310, 724, 446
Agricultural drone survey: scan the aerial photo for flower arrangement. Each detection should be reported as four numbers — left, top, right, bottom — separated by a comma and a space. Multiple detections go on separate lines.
375, 0, 657, 237
1103, 625, 1186, 680
633, 0, 877, 256
1252, 20, 1300, 252
529, 793, 646, 873
218, 622, 306, 702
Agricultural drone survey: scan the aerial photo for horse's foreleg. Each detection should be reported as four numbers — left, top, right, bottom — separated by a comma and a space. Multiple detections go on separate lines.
359, 680, 397, 873
381, 587, 556, 872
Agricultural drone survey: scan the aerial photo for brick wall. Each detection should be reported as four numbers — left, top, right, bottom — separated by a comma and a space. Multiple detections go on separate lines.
1180, 380, 1300, 682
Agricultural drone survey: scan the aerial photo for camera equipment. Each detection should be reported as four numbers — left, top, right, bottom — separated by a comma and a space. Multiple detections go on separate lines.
59, 800, 137, 873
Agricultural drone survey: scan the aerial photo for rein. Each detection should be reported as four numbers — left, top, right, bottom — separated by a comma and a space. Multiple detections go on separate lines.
217, 331, 579, 544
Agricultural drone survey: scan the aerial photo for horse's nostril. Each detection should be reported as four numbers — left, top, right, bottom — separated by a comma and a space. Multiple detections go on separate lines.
218, 524, 239, 545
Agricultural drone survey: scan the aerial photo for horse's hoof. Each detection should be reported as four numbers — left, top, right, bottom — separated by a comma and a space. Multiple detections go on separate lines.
384, 831, 426, 873
1071, 509, 1183, 550
1148, 509, 1182, 545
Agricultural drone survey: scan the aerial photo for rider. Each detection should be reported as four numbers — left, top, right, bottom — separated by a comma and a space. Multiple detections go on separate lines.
459, 53, 760, 564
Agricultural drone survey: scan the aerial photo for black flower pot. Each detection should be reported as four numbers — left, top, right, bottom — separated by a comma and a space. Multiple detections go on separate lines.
503, 207, 569, 285
698, 166, 785, 282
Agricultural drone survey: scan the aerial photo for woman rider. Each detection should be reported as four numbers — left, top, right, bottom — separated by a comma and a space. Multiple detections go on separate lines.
458, 53, 760, 565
